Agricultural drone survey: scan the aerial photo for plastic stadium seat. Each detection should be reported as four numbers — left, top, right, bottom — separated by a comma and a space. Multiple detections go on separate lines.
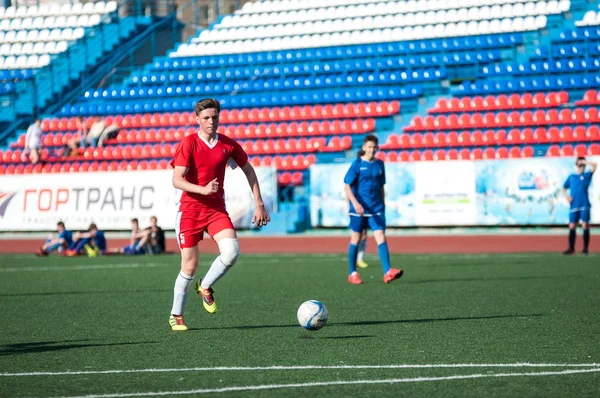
522, 146, 534, 158
496, 147, 508, 159
422, 150, 434, 161
278, 171, 291, 185
409, 150, 421, 162
291, 171, 303, 185
589, 143, 600, 155
458, 148, 471, 160
561, 127, 574, 142
483, 148, 496, 159
508, 147, 522, 158
588, 126, 600, 142
560, 145, 574, 157
433, 149, 446, 161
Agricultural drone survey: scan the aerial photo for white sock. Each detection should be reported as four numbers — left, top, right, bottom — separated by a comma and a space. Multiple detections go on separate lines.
171, 271, 194, 315
200, 239, 239, 289
357, 239, 367, 262
200, 256, 231, 289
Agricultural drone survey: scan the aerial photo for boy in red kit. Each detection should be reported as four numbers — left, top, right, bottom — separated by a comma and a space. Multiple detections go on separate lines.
168, 98, 271, 331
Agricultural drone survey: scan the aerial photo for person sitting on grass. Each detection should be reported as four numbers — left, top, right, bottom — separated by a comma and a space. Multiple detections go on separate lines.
35, 221, 72, 256
138, 216, 166, 255
64, 223, 107, 257
107, 218, 147, 255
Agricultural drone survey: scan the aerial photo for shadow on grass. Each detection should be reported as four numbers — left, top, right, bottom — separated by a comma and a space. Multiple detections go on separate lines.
0, 340, 158, 356
192, 313, 544, 331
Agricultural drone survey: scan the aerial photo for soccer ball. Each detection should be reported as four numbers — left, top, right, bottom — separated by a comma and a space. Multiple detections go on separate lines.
297, 300, 328, 330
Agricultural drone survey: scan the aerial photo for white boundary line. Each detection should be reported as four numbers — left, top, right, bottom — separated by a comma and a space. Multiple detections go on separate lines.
4, 363, 600, 377
47, 368, 600, 398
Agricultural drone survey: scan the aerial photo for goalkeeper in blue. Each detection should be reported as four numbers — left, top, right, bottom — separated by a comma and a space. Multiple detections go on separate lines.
562, 157, 596, 255
343, 134, 403, 284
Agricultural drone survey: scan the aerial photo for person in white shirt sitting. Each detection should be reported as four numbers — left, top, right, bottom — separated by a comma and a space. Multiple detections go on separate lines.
24, 118, 43, 164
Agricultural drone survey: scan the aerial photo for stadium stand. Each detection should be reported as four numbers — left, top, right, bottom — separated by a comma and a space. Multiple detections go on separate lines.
0, 0, 599, 187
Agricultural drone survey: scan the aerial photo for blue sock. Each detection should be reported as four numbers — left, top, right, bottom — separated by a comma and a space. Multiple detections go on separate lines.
377, 242, 391, 273
45, 243, 61, 254
348, 243, 358, 275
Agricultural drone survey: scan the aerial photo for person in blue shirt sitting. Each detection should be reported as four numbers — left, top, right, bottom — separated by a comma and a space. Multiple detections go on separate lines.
343, 134, 403, 284
35, 221, 72, 256
65, 223, 107, 257
562, 157, 596, 255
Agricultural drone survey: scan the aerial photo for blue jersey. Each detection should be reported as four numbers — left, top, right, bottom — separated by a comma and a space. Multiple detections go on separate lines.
59, 230, 73, 246
563, 171, 594, 211
344, 158, 386, 215
94, 230, 107, 251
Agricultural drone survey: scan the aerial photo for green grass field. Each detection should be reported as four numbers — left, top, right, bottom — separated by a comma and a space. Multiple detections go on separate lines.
0, 252, 599, 397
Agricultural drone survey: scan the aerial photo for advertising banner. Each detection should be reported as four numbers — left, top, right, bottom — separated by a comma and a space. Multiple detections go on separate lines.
0, 168, 277, 231
310, 157, 599, 227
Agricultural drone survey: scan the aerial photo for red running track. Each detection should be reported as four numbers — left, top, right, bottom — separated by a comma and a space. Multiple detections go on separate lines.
0, 235, 571, 254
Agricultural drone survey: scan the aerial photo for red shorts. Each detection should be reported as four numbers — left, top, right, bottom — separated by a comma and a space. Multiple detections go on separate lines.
175, 209, 234, 248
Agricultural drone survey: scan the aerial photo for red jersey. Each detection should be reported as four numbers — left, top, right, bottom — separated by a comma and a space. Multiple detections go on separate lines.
171, 132, 248, 212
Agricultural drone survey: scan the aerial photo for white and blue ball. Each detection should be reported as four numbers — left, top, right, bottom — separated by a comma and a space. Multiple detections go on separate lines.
297, 300, 328, 330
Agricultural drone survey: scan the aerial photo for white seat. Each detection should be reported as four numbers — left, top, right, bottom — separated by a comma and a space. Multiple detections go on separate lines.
0, 32, 4, 43
66, 15, 78, 28
37, 54, 50, 68
0, 43, 11, 56
32, 42, 45, 54
106, 1, 118, 13
0, 8, 4, 19
500, 18, 512, 32
26, 30, 39, 42
466, 20, 479, 35
32, 16, 44, 30
48, 3, 61, 16
38, 29, 50, 41
0, 19, 10, 31
44, 41, 56, 54
524, 15, 536, 30
559, 0, 570, 12
55, 41, 68, 53
89, 14, 101, 26
61, 28, 73, 41
26, 5, 39, 17
478, 19, 490, 34
535, 2, 547, 15
4, 31, 16, 43
456, 7, 469, 21
71, 3, 83, 15
60, 4, 72, 16
43, 17, 56, 30
11, 43, 23, 55
15, 6, 27, 18
15, 30, 28, 43
77, 15, 90, 27
21, 42, 33, 55
4, 55, 16, 69
501, 4, 514, 18
26, 54, 38, 68
54, 16, 66, 29
37, 4, 49, 17
4, 6, 16, 19
0, 57, 4, 69
523, 2, 535, 15
21, 17, 33, 30
72, 27, 85, 40
489, 19, 501, 32
580, 10, 595, 25
512, 16, 524, 31
546, 1, 558, 14
15, 54, 28, 68
535, 15, 547, 28
82, 2, 95, 14
49, 28, 62, 42
94, 2, 106, 14
9, 18, 22, 31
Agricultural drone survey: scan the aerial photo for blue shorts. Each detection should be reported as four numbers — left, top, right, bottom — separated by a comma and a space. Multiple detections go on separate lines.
349, 214, 386, 233
569, 209, 591, 224
123, 244, 145, 255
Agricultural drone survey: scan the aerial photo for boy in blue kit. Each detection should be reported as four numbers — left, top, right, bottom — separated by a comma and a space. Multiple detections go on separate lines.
344, 135, 403, 284
65, 223, 107, 257
35, 221, 72, 256
562, 157, 597, 255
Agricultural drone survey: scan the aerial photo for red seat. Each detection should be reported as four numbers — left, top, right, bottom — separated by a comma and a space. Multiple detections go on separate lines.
506, 129, 523, 145
547, 127, 561, 143
574, 144, 587, 157
291, 171, 303, 185
305, 154, 317, 166
588, 125, 600, 142
385, 151, 398, 163
483, 148, 496, 159
446, 131, 460, 146
588, 143, 600, 155
422, 150, 434, 161
560, 145, 574, 157
521, 128, 535, 144
278, 171, 292, 185
546, 145, 560, 157
411, 133, 424, 148
561, 127, 574, 142
572, 126, 587, 142
521, 93, 534, 108
495, 130, 507, 145
522, 146, 534, 158
458, 148, 470, 160
572, 108, 586, 124
434, 132, 447, 147
470, 148, 483, 160
433, 149, 446, 161
496, 147, 508, 159
12, 164, 23, 174
23, 164, 33, 174
585, 108, 599, 123
398, 151, 410, 162
423, 132, 436, 147
559, 109, 573, 124
508, 147, 521, 158
0, 164, 6, 174
409, 150, 421, 161
459, 131, 473, 146
434, 98, 448, 113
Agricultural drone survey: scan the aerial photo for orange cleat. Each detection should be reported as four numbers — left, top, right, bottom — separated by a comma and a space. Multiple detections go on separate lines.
383, 268, 404, 283
348, 272, 362, 285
